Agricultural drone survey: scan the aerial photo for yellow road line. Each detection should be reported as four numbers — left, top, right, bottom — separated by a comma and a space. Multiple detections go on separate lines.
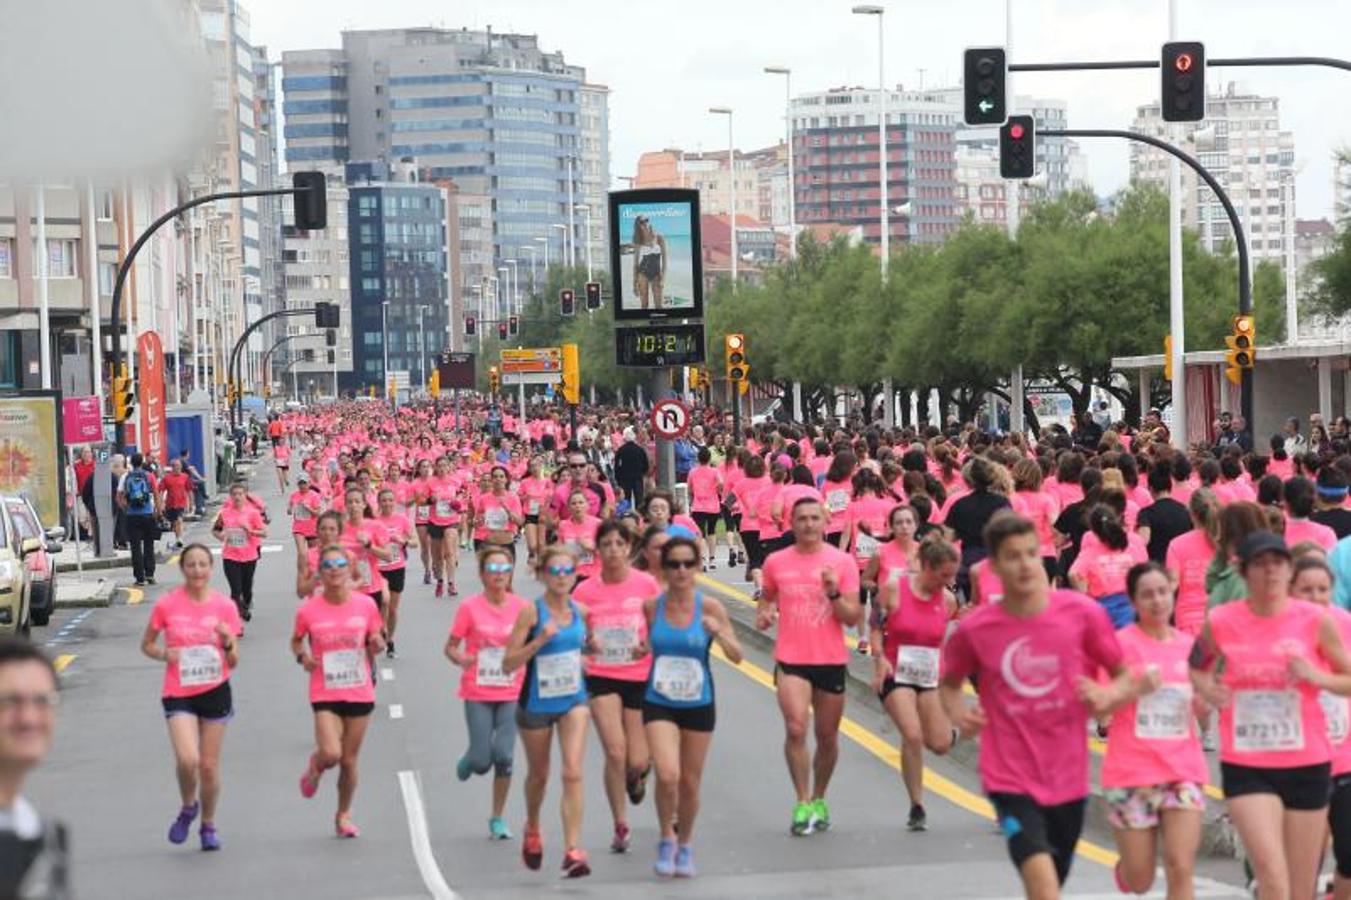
710, 644, 1118, 867
698, 573, 1225, 804
53, 655, 75, 674
167, 554, 181, 567
125, 587, 145, 605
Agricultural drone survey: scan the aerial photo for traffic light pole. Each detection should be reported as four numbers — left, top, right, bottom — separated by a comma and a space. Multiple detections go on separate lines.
108, 185, 310, 450
228, 308, 320, 431
1040, 128, 1253, 433
1010, 55, 1351, 74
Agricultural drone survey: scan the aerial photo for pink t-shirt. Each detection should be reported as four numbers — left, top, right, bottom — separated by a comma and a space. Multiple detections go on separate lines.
574, 569, 661, 681
556, 515, 602, 578
292, 592, 384, 703
687, 466, 723, 514
1010, 490, 1059, 558
1070, 533, 1148, 598
763, 543, 862, 665
736, 475, 771, 532
1208, 598, 1332, 768
941, 590, 1124, 805
874, 540, 916, 592
1165, 529, 1213, 636
820, 480, 853, 534
1286, 517, 1338, 552
450, 592, 529, 702
846, 495, 895, 569
519, 477, 553, 518
1101, 625, 1210, 788
149, 587, 242, 698
756, 484, 784, 541
341, 520, 389, 593
1325, 606, 1351, 777
217, 504, 265, 563
289, 489, 323, 538
375, 512, 411, 572
776, 484, 824, 532
474, 492, 523, 540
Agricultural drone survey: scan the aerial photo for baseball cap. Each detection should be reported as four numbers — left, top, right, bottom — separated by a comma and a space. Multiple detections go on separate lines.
1236, 531, 1291, 566
297, 472, 310, 483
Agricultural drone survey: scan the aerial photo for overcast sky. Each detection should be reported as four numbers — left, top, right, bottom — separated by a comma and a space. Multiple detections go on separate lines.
249, 0, 1351, 219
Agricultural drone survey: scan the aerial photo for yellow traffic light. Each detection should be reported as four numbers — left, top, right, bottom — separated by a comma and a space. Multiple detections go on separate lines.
1224, 315, 1256, 386
1163, 334, 1173, 381
725, 333, 747, 382
561, 343, 580, 405
488, 365, 501, 395
429, 367, 441, 398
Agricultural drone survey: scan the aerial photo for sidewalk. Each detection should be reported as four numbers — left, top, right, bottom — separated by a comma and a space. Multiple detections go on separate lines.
693, 566, 1241, 859
54, 504, 224, 575
53, 576, 117, 609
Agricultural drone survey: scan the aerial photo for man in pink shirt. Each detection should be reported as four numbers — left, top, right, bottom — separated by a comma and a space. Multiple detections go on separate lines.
756, 497, 862, 837
941, 512, 1136, 899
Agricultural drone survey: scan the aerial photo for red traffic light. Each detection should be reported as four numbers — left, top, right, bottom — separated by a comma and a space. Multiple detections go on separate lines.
1009, 124, 1025, 140
1174, 53, 1194, 72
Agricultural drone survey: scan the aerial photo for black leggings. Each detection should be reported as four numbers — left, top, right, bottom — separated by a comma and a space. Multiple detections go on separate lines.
222, 558, 258, 613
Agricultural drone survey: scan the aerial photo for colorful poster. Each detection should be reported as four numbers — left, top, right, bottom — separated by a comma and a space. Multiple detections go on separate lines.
62, 396, 102, 444
0, 392, 65, 526
137, 331, 168, 467
609, 189, 703, 321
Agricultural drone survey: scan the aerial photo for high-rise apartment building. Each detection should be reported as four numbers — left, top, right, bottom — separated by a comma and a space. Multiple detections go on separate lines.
789, 87, 960, 246
1131, 83, 1296, 264
282, 178, 352, 397
635, 144, 790, 229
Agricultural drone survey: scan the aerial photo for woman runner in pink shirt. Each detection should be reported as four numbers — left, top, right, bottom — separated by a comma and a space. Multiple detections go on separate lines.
1190, 531, 1351, 900
1098, 561, 1208, 897
374, 488, 415, 659
212, 482, 268, 623
839, 468, 896, 654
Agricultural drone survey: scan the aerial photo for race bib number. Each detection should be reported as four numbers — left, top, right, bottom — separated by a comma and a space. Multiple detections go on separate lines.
653, 656, 705, 703
294, 505, 311, 521
475, 646, 512, 688
536, 650, 582, 699
322, 649, 366, 690
565, 541, 593, 566
387, 541, 403, 561
224, 527, 248, 548
436, 500, 453, 518
1135, 685, 1191, 740
416, 504, 430, 519
826, 490, 849, 513
855, 533, 880, 559
527, 499, 540, 515
595, 626, 638, 666
355, 559, 373, 586
895, 645, 940, 689
178, 645, 222, 688
1322, 690, 1350, 744
484, 508, 509, 531
1234, 690, 1304, 753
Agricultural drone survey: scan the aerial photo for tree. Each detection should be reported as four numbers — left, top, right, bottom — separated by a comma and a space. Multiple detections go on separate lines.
1308, 221, 1351, 319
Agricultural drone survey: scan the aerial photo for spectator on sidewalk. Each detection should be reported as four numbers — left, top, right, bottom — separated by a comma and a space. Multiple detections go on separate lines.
117, 453, 161, 587
158, 460, 192, 551
109, 455, 128, 551
614, 427, 649, 506
178, 451, 207, 518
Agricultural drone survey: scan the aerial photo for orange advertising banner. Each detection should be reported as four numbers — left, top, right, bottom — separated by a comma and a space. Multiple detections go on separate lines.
137, 331, 168, 467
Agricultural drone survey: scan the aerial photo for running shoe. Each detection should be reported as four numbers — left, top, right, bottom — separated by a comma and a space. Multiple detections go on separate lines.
449, 582, 458, 597
906, 804, 927, 832
456, 756, 473, 782
335, 813, 359, 838
423, 570, 432, 585
435, 580, 444, 598
385, 642, 396, 659
489, 817, 512, 840
200, 823, 221, 851
856, 639, 870, 655
522, 828, 543, 870
626, 763, 651, 805
673, 844, 696, 878
810, 798, 831, 832
653, 838, 676, 877
727, 550, 736, 568
790, 801, 814, 836
561, 848, 591, 878
168, 802, 199, 844
610, 823, 631, 853
708, 561, 717, 570
146, 576, 156, 585
299, 754, 322, 799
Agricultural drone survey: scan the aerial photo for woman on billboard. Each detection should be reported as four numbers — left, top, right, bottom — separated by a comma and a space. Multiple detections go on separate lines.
631, 216, 667, 310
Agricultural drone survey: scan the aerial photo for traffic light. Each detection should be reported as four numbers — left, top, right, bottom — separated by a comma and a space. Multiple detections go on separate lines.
497, 321, 508, 340
112, 365, 136, 423
325, 328, 336, 347
560, 288, 575, 317
725, 333, 748, 382
1161, 42, 1205, 123
508, 315, 519, 336
314, 301, 339, 329
963, 47, 1007, 126
686, 366, 699, 390
292, 171, 328, 230
327, 349, 335, 365
1224, 315, 1255, 385
464, 314, 476, 336
584, 281, 602, 310
999, 115, 1035, 179
429, 367, 440, 398
488, 365, 500, 395
561, 343, 580, 405
1163, 334, 1174, 381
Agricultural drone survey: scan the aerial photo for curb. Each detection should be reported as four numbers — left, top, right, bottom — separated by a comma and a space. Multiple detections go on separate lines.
52, 580, 115, 610
712, 581, 1240, 859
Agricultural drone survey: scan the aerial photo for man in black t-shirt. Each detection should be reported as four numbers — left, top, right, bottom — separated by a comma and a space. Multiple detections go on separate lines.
1312, 466, 1351, 539
1137, 461, 1192, 563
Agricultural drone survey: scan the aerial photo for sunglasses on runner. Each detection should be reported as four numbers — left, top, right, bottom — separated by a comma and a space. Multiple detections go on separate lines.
662, 558, 700, 571
484, 562, 514, 574
320, 557, 349, 570
546, 564, 576, 576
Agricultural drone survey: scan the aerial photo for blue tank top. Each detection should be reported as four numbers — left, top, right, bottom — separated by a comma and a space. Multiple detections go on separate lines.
520, 597, 588, 715
644, 592, 714, 709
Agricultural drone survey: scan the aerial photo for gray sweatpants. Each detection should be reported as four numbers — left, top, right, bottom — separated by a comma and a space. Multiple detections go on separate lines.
464, 700, 517, 778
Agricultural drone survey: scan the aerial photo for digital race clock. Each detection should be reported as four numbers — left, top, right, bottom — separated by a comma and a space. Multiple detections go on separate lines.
614, 324, 706, 368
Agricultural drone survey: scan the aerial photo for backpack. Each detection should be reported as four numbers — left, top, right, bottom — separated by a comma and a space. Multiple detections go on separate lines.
125, 470, 152, 510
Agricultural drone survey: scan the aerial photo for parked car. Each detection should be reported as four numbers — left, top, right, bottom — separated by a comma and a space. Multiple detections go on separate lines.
0, 502, 37, 636
3, 496, 62, 627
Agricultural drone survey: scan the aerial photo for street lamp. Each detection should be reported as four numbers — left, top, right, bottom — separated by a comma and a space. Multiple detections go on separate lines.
535, 236, 550, 269
521, 245, 539, 288
709, 106, 737, 285
417, 304, 429, 387
380, 300, 390, 393
504, 259, 519, 317
497, 267, 510, 322
852, 3, 888, 277
764, 66, 797, 260
551, 223, 568, 272
574, 204, 594, 281
564, 155, 577, 269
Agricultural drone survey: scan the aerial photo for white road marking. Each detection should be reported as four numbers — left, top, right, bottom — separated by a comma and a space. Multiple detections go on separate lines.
389, 704, 404, 719
397, 770, 460, 900
380, 668, 395, 682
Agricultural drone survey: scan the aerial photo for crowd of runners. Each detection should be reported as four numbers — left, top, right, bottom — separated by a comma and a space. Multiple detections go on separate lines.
133, 396, 1351, 897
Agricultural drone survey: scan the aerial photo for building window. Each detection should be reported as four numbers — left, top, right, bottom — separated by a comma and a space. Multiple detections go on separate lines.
34, 239, 77, 278
0, 239, 10, 278
98, 261, 116, 295
96, 190, 115, 220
